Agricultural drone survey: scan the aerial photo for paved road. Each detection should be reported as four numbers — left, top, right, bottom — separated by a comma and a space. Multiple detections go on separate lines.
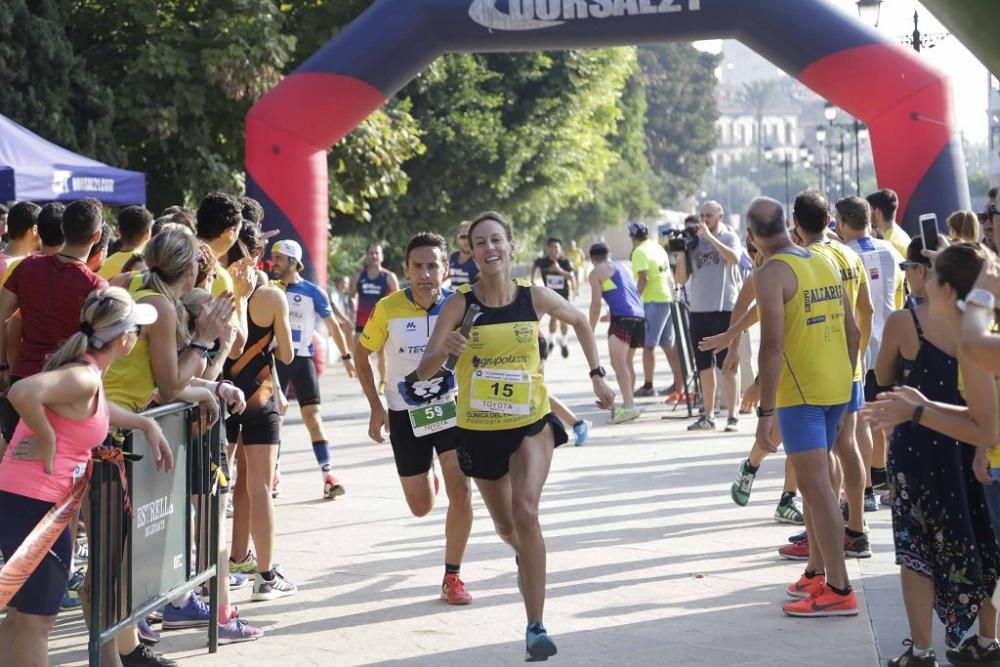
48, 302, 951, 666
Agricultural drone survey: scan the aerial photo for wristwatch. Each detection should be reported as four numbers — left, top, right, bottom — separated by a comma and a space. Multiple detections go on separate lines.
589, 366, 607, 379
756, 407, 775, 418
341, 353, 353, 361
957, 288, 996, 313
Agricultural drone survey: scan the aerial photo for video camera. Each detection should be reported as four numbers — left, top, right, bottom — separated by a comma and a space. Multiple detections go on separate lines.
665, 227, 699, 254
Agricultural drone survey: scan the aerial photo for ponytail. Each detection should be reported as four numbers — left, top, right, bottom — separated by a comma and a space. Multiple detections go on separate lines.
43, 332, 92, 372
143, 228, 198, 347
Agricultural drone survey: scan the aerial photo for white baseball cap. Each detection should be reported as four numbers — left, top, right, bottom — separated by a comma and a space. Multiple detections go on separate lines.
271, 239, 304, 270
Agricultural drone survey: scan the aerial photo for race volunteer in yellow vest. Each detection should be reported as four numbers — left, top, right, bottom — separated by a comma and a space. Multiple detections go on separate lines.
749, 197, 861, 624
416, 212, 614, 662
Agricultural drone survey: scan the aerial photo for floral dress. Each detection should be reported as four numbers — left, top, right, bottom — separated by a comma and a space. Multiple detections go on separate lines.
888, 310, 1000, 647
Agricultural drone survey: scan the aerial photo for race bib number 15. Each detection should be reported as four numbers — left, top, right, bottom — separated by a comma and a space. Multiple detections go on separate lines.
470, 369, 532, 415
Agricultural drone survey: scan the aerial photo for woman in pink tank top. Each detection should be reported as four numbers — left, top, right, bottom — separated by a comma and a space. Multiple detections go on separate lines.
0, 286, 164, 666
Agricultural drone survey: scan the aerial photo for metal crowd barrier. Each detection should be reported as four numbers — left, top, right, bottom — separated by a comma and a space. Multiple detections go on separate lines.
87, 402, 221, 665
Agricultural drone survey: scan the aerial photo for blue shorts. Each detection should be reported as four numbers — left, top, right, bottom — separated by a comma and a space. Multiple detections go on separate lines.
643, 301, 675, 349
847, 380, 864, 414
777, 403, 850, 454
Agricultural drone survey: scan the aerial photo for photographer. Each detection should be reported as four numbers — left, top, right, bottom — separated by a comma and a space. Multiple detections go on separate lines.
673, 201, 743, 432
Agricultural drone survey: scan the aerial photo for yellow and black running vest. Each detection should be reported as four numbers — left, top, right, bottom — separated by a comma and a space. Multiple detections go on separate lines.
456, 281, 549, 430
765, 250, 853, 408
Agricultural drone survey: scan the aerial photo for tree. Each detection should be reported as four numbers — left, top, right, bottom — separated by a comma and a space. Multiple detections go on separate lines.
737, 80, 780, 172
639, 44, 721, 209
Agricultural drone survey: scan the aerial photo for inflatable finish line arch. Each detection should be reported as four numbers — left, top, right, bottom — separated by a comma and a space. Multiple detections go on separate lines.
247, 0, 970, 286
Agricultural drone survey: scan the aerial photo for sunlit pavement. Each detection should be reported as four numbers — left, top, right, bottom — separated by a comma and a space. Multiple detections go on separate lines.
49, 295, 944, 666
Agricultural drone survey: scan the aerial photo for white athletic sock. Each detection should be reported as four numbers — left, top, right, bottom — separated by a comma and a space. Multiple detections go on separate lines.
912, 645, 934, 657
978, 634, 998, 649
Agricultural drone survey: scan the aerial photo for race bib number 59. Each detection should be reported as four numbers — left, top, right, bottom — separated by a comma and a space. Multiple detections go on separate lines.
470, 369, 532, 415
408, 399, 457, 437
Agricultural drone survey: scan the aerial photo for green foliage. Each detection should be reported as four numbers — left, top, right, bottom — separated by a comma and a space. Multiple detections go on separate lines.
639, 44, 721, 209
1, 0, 720, 258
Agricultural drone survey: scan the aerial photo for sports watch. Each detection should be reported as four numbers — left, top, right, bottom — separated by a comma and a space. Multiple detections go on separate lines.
589, 366, 607, 379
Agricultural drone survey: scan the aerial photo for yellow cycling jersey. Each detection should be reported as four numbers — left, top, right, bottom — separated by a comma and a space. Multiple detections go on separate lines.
808, 239, 867, 382
359, 288, 454, 412
455, 281, 548, 430
766, 249, 853, 408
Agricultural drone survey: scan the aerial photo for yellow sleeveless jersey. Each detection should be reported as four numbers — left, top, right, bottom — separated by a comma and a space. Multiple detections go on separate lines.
767, 249, 853, 408
103, 273, 162, 411
455, 281, 549, 430
808, 239, 867, 382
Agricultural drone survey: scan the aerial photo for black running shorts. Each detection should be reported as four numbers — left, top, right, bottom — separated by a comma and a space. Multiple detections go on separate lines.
277, 355, 321, 407
689, 311, 733, 372
225, 412, 281, 446
456, 413, 568, 481
608, 316, 646, 349
387, 409, 460, 477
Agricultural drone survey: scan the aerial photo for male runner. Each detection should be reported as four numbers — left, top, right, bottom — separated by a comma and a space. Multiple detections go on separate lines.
352, 243, 399, 389
588, 243, 643, 424
270, 240, 356, 499
837, 196, 902, 512
786, 191, 873, 562
356, 232, 475, 605
448, 220, 479, 287
749, 197, 860, 618
531, 238, 575, 358
564, 240, 585, 284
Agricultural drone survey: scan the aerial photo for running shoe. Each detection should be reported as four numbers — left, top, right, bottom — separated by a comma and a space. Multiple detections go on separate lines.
147, 608, 163, 624
119, 644, 178, 667
230, 573, 251, 590
657, 385, 679, 397
844, 532, 872, 559
944, 634, 1000, 666
572, 419, 591, 446
610, 407, 640, 425
162, 592, 210, 629
525, 622, 558, 662
774, 497, 804, 525
687, 416, 716, 431
137, 618, 161, 645
251, 570, 297, 602
730, 459, 756, 507
788, 530, 808, 544
778, 540, 810, 561
441, 573, 473, 605
786, 572, 826, 599
323, 474, 346, 500
634, 385, 656, 398
218, 617, 264, 645
75, 539, 88, 561
663, 391, 685, 405
864, 490, 881, 512
560, 344, 569, 359
61, 568, 85, 609
888, 640, 939, 666
782, 585, 858, 617
724, 417, 740, 433
229, 551, 258, 575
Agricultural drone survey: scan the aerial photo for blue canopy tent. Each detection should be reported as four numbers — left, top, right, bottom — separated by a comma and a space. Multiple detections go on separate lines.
0, 113, 145, 205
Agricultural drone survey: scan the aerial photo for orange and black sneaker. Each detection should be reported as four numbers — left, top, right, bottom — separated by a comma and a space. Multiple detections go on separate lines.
783, 584, 858, 617
777, 539, 810, 561
441, 573, 473, 605
786, 572, 826, 599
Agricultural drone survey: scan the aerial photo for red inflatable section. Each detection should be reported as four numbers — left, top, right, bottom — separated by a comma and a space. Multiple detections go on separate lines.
246, 73, 386, 288
799, 44, 952, 221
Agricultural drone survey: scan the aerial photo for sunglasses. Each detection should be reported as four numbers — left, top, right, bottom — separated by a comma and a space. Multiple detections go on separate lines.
458, 234, 468, 239
899, 262, 924, 271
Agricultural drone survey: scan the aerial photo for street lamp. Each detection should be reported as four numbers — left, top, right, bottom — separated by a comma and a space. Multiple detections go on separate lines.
856, 0, 883, 28
765, 145, 791, 212
854, 122, 869, 195
815, 125, 828, 196
824, 102, 838, 124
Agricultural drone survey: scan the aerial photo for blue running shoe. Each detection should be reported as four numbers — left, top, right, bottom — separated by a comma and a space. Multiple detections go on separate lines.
162, 592, 210, 629
525, 622, 557, 662
572, 419, 591, 446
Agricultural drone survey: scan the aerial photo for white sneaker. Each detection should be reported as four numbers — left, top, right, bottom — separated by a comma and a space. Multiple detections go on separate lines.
251, 570, 297, 602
